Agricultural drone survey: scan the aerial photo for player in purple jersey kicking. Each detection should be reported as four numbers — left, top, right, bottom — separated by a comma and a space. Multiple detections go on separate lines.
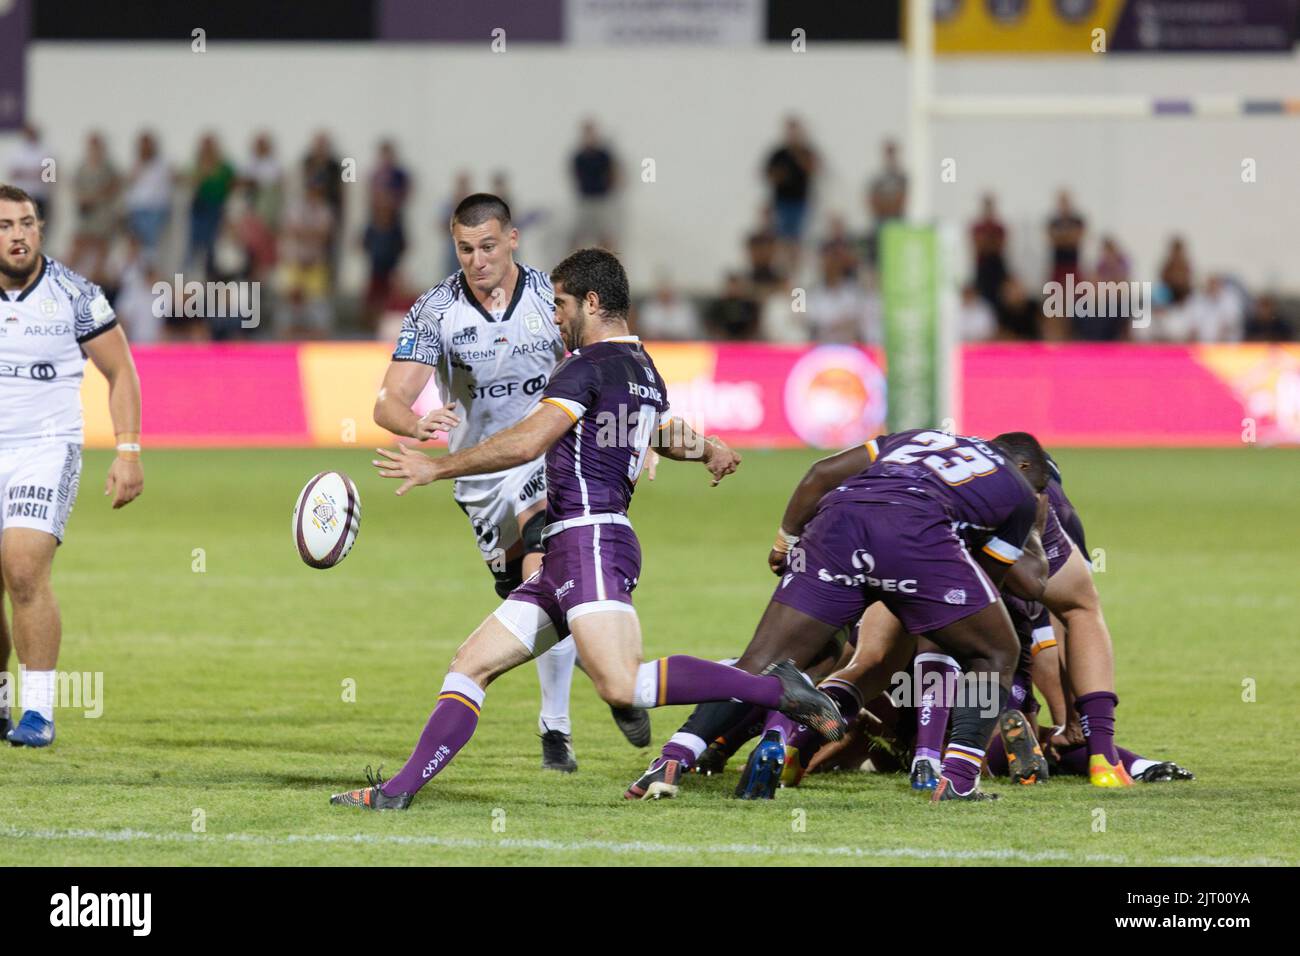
629, 428, 1052, 802
329, 248, 842, 810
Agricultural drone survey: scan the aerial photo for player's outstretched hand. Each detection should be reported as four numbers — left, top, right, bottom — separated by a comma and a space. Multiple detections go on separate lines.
705, 438, 741, 486
374, 443, 441, 496
105, 457, 143, 509
643, 450, 660, 481
413, 403, 460, 441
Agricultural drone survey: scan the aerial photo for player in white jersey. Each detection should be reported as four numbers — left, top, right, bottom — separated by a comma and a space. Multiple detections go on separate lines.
0, 185, 143, 746
373, 193, 647, 771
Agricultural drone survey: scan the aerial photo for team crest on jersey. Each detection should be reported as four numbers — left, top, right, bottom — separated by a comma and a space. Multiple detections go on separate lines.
524, 312, 543, 335
39, 298, 58, 317
944, 588, 967, 605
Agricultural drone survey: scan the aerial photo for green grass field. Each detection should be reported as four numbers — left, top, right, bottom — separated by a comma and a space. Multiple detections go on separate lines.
1, 447, 1296, 866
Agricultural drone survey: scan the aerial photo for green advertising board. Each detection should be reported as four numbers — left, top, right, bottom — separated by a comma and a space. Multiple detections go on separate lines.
880, 222, 941, 431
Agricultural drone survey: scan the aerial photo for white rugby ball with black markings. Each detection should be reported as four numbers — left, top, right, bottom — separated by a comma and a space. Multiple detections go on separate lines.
292, 471, 361, 569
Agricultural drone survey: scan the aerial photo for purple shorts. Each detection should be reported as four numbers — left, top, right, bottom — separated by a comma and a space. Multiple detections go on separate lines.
772, 498, 1000, 636
493, 518, 641, 655
1004, 594, 1057, 659
1042, 506, 1073, 577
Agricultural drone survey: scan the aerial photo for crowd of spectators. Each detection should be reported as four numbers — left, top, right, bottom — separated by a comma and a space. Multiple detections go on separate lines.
6, 118, 1293, 345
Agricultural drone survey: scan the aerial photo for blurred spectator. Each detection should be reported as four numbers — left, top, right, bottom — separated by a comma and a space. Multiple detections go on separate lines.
865, 139, 907, 265
1186, 275, 1245, 342
7, 124, 53, 224
125, 131, 173, 260
1242, 294, 1295, 342
276, 182, 336, 338
636, 277, 700, 340
820, 214, 860, 280
362, 200, 407, 332
1094, 235, 1130, 284
441, 170, 474, 276
217, 184, 277, 284
186, 133, 236, 275
370, 139, 411, 223
107, 233, 164, 344
242, 132, 284, 231
303, 132, 344, 283
1070, 235, 1131, 341
805, 245, 873, 344
970, 193, 1007, 308
746, 229, 785, 298
958, 283, 997, 341
764, 117, 819, 269
571, 119, 620, 250
1158, 236, 1193, 305
1047, 189, 1085, 286
69, 132, 121, 284
705, 273, 760, 341
996, 276, 1042, 340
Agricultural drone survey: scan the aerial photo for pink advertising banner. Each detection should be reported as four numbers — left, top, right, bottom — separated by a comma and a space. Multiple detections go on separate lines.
79, 342, 1300, 449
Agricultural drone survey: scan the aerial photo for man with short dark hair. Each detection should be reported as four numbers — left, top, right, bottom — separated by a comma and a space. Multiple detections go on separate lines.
372, 196, 644, 772
332, 248, 841, 810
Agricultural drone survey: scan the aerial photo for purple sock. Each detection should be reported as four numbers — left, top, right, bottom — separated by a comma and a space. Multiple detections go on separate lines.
1075, 691, 1120, 764
819, 677, 864, 723
647, 656, 782, 709
985, 733, 1008, 776
940, 743, 985, 794
762, 709, 799, 745
1008, 668, 1033, 713
914, 654, 958, 766
381, 673, 484, 796
1056, 743, 1141, 776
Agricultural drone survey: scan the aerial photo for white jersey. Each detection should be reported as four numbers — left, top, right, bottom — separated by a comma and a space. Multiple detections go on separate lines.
392, 263, 565, 456
0, 256, 118, 449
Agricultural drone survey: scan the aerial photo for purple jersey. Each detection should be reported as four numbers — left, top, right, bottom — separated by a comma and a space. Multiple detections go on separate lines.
538, 336, 670, 524
834, 429, 1039, 569
1045, 455, 1088, 555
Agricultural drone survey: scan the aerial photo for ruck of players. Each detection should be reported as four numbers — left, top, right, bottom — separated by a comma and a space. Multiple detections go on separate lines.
328, 193, 1190, 811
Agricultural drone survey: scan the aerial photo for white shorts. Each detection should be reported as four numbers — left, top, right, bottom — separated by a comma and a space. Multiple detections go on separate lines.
453, 457, 547, 562
0, 443, 82, 544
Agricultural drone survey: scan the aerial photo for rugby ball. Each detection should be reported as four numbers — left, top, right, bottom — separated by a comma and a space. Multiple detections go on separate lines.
292, 471, 361, 569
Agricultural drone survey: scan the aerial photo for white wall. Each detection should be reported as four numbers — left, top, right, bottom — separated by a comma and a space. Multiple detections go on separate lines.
10, 42, 1300, 295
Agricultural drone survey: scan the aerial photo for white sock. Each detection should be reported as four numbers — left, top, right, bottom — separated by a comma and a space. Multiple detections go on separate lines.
1130, 758, 1158, 776
536, 636, 576, 735
22, 668, 56, 722
632, 660, 660, 709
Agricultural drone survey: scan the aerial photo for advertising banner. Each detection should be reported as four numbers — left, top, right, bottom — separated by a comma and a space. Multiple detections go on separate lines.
79, 342, 1300, 449
928, 0, 1295, 54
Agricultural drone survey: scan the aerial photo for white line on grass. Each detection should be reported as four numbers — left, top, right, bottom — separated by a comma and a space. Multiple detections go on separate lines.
0, 824, 1289, 866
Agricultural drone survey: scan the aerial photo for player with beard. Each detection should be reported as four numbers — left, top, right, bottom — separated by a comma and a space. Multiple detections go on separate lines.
0, 184, 143, 746
374, 193, 647, 772
329, 248, 841, 810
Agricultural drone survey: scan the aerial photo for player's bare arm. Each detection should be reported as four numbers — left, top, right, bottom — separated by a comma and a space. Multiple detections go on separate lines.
653, 418, 741, 485
768, 443, 873, 573
82, 324, 143, 509
374, 402, 572, 495
373, 360, 460, 441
